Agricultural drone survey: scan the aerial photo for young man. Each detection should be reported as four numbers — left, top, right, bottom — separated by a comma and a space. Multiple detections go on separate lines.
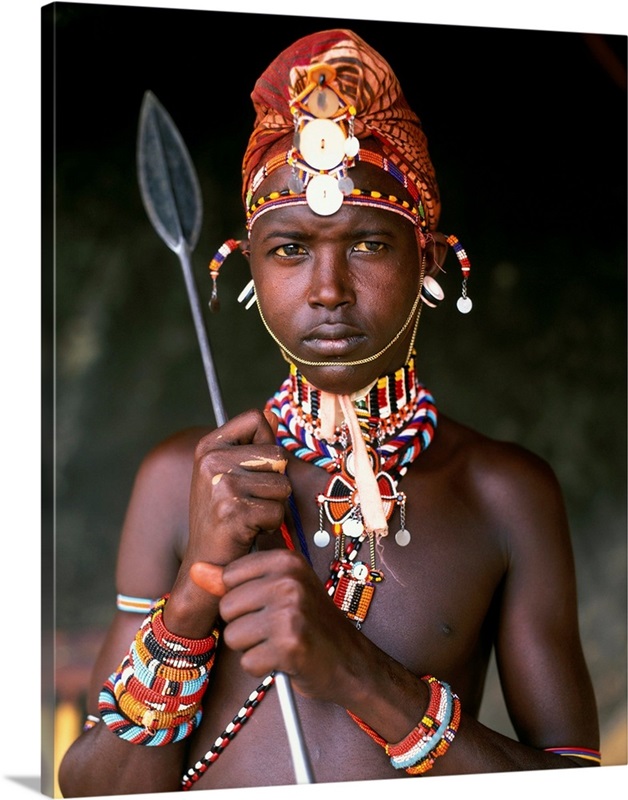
58, 29, 599, 795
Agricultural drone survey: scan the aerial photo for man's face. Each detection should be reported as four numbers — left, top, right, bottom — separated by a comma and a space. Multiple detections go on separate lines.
248, 163, 423, 395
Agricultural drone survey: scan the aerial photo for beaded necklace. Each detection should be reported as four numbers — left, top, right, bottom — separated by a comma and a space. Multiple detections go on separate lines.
266, 356, 436, 480
265, 353, 437, 626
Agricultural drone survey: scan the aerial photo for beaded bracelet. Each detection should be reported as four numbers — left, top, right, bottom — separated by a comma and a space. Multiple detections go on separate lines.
544, 747, 602, 765
99, 674, 203, 745
347, 675, 461, 775
386, 679, 453, 769
98, 594, 220, 745
404, 692, 462, 774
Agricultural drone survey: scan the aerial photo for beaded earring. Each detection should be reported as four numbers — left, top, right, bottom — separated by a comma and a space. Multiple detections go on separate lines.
446, 235, 472, 313
206, 239, 242, 312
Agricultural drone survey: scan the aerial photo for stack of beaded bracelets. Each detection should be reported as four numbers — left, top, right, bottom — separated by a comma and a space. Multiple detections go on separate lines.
99, 595, 220, 745
348, 674, 461, 775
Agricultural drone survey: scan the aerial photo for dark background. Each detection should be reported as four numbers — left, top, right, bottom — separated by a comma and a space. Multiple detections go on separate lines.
44, 0, 626, 773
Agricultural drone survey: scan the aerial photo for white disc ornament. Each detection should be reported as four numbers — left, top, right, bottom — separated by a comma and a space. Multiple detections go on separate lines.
395, 528, 411, 547
352, 562, 369, 581
299, 118, 345, 170
306, 174, 344, 215
344, 135, 360, 158
342, 516, 364, 538
313, 529, 331, 548
457, 296, 473, 314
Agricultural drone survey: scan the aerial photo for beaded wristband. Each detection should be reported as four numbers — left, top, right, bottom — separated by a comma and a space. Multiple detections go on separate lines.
120, 662, 209, 710
387, 680, 453, 769
99, 674, 202, 745
150, 597, 218, 657
405, 693, 461, 774
385, 675, 447, 759
99, 595, 220, 745
132, 635, 212, 682
347, 675, 461, 775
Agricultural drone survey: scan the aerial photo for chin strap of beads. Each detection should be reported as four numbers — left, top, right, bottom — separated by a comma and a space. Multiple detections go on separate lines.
347, 675, 461, 775
98, 595, 220, 745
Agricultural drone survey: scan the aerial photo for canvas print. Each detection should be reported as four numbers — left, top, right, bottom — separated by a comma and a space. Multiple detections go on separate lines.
42, 2, 626, 797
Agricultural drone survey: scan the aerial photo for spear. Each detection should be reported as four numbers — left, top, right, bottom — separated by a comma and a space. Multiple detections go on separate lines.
136, 90, 314, 785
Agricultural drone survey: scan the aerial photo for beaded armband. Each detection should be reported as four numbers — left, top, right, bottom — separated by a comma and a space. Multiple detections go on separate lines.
99, 595, 220, 746
116, 593, 158, 614
347, 675, 461, 775
544, 747, 602, 765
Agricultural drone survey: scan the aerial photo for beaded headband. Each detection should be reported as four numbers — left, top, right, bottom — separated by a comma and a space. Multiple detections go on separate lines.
246, 186, 422, 232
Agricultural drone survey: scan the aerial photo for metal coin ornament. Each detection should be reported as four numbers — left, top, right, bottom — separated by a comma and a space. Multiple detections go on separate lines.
313, 528, 331, 548
288, 171, 305, 194
337, 174, 355, 195
394, 497, 411, 546
457, 295, 473, 314
344, 135, 360, 158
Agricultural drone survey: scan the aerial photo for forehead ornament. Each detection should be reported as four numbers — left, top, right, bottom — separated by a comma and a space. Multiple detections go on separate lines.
285, 64, 361, 216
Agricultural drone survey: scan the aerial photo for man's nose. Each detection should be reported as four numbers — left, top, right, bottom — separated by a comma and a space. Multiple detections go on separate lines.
307, 252, 355, 310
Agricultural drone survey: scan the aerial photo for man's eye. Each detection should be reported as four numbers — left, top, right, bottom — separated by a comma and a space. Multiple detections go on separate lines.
274, 243, 307, 257
353, 241, 385, 253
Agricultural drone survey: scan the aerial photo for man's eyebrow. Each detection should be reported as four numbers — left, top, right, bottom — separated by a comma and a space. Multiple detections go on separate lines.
349, 227, 396, 239
260, 229, 313, 242
260, 226, 397, 243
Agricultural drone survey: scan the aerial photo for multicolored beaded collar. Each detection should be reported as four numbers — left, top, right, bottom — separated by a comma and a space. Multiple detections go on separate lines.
266, 354, 437, 479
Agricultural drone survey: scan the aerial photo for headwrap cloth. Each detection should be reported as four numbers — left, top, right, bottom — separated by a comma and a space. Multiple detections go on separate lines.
241, 29, 441, 231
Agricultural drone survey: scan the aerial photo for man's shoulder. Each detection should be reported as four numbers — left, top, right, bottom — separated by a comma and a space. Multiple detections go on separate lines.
433, 414, 565, 528
436, 414, 556, 481
151, 425, 213, 456
136, 426, 213, 482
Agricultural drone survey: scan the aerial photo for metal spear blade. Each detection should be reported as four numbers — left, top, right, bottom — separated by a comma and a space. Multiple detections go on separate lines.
137, 90, 202, 254
136, 90, 314, 785
137, 89, 226, 426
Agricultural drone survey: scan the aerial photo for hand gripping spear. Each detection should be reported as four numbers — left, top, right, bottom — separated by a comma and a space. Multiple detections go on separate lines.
136, 90, 315, 785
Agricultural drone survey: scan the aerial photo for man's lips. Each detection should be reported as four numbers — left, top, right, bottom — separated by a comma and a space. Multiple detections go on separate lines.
302, 323, 367, 357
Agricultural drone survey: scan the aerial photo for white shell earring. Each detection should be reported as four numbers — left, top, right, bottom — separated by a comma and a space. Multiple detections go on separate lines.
420, 274, 445, 308
237, 279, 257, 310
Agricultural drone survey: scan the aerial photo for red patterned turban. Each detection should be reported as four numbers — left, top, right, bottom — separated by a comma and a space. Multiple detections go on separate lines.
241, 29, 441, 231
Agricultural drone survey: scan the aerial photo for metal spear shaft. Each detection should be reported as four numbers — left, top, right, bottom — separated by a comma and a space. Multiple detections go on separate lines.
136, 91, 314, 785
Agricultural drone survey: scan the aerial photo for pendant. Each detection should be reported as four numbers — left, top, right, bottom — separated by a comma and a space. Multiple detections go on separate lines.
393, 494, 410, 546
395, 528, 411, 547
332, 560, 384, 625
313, 528, 331, 548
314, 445, 403, 547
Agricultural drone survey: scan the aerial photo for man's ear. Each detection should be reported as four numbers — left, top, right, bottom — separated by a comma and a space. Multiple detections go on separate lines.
422, 232, 449, 278
239, 239, 251, 261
